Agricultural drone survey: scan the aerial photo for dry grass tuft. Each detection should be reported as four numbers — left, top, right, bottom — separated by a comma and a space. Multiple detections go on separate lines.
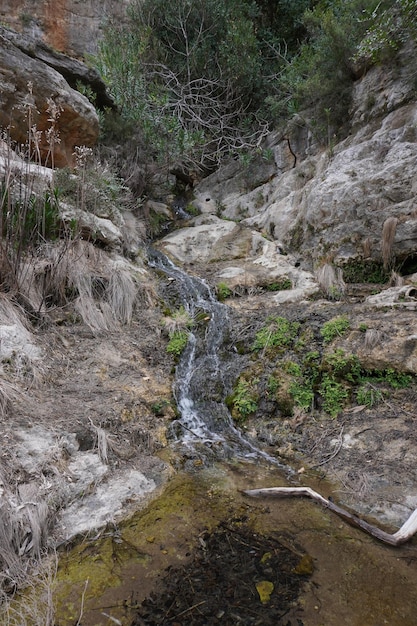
362, 237, 372, 258
381, 216, 398, 269
389, 270, 404, 287
106, 261, 137, 325
18, 240, 145, 332
0, 551, 57, 626
364, 328, 382, 350
316, 263, 345, 299
89, 418, 110, 464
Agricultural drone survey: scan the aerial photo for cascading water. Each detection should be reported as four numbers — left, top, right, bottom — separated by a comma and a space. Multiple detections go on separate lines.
149, 249, 281, 465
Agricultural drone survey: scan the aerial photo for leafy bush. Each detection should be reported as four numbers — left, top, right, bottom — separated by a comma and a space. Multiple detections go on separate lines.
270, 0, 393, 137
355, 0, 417, 63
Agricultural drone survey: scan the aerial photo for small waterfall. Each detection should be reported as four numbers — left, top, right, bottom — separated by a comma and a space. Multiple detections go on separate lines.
149, 249, 282, 465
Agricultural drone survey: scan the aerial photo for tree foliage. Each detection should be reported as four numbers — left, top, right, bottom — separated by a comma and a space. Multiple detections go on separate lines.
96, 0, 311, 172
95, 0, 417, 175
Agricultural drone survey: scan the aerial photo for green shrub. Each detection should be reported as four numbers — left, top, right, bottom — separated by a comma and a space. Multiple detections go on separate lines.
320, 316, 350, 343
270, 0, 387, 137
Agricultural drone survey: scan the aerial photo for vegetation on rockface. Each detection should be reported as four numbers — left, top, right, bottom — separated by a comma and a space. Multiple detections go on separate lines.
0, 93, 155, 604
0, 94, 150, 334
229, 313, 414, 421
94, 0, 417, 186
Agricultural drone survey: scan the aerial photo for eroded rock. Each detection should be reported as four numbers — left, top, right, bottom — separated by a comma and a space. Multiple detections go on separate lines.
0, 28, 99, 168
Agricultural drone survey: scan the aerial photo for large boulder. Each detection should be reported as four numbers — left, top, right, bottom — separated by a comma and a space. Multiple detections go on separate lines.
0, 28, 99, 168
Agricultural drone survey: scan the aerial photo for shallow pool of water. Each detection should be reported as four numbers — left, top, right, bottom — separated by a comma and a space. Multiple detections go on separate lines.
52, 460, 417, 626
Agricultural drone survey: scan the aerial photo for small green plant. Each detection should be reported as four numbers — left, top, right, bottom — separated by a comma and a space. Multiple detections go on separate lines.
151, 399, 172, 416
358, 323, 368, 332
356, 384, 383, 408
166, 330, 189, 357
283, 361, 302, 377
383, 368, 412, 389
319, 374, 348, 418
265, 278, 292, 291
267, 375, 279, 394
216, 282, 232, 301
320, 316, 350, 343
229, 378, 259, 422
342, 260, 389, 284
321, 349, 362, 382
289, 380, 314, 410
185, 203, 201, 217
163, 306, 194, 334
253, 316, 300, 352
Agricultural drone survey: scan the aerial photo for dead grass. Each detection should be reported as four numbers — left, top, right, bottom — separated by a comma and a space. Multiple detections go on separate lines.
364, 328, 382, 350
382, 216, 398, 269
316, 263, 345, 299
0, 552, 57, 626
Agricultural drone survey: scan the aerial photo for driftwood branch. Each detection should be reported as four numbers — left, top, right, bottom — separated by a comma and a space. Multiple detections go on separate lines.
243, 487, 417, 547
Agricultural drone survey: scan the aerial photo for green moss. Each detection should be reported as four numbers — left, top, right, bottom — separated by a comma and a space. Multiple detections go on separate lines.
320, 316, 350, 343
252, 316, 300, 352
342, 260, 389, 284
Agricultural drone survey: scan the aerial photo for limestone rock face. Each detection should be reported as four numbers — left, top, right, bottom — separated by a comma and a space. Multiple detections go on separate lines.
195, 45, 417, 273
0, 28, 99, 167
0, 0, 131, 57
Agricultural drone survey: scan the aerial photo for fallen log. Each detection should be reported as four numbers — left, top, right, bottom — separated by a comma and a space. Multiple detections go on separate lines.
243, 486, 417, 546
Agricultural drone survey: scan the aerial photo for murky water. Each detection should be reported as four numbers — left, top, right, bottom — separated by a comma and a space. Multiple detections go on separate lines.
54, 463, 417, 626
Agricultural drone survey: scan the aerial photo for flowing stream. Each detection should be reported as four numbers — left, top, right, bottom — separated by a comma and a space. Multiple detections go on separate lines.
149, 249, 280, 465
49, 250, 417, 626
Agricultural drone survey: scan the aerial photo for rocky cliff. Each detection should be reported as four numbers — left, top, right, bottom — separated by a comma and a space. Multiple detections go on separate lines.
190, 42, 417, 280
0, 0, 131, 57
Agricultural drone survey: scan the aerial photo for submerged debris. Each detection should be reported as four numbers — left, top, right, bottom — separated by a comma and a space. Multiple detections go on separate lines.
130, 520, 311, 625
